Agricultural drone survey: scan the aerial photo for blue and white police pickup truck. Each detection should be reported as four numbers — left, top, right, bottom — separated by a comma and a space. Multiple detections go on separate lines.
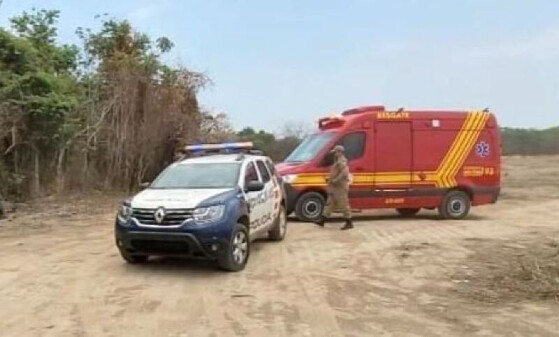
114, 142, 287, 272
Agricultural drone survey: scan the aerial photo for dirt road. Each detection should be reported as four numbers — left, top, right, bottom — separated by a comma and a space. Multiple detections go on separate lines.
1, 156, 558, 337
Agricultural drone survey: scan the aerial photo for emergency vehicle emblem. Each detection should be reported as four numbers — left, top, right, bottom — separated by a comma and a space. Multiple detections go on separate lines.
475, 141, 490, 158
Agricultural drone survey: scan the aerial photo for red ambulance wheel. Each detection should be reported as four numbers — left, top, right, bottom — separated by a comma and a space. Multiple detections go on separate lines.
396, 208, 420, 217
439, 190, 471, 220
295, 192, 325, 222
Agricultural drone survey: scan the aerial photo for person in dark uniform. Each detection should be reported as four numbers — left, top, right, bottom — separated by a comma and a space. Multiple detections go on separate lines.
314, 145, 353, 230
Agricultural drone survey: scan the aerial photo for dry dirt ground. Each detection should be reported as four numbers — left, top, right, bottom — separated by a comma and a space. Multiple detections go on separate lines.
1, 156, 558, 337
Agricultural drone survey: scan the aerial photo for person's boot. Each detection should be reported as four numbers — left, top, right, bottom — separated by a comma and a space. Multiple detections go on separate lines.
340, 218, 353, 230
313, 216, 326, 227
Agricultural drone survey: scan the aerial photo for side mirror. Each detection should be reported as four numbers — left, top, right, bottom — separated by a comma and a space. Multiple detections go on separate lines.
139, 182, 150, 189
245, 180, 264, 192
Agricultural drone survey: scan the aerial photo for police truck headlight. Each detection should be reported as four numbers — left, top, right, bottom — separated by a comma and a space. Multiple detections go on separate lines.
193, 205, 225, 223
282, 174, 298, 184
117, 203, 132, 222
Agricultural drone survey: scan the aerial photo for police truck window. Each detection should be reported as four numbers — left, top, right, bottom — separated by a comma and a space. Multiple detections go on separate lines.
150, 163, 241, 189
256, 161, 271, 182
245, 162, 259, 184
265, 159, 276, 175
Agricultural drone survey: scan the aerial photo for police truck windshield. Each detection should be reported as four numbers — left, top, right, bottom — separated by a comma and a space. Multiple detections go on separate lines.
285, 133, 336, 163
151, 162, 241, 189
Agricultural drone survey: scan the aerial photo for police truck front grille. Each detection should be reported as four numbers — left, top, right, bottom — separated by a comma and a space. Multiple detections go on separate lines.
130, 240, 190, 254
132, 208, 193, 226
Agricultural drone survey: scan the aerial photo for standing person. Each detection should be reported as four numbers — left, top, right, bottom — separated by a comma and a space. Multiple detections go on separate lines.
314, 145, 353, 230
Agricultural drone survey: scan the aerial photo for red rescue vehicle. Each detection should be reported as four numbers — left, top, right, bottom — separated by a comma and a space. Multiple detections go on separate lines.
277, 105, 501, 221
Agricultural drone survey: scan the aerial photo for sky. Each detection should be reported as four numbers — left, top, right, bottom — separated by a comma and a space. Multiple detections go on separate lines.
1, 0, 558, 132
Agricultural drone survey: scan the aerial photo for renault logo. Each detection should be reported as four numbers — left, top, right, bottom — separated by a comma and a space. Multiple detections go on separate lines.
154, 207, 166, 224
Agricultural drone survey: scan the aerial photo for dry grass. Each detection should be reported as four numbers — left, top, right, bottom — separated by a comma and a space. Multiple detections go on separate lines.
453, 235, 559, 304
501, 155, 559, 200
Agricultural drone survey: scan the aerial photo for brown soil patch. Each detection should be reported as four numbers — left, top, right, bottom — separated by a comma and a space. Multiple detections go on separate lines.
453, 234, 559, 304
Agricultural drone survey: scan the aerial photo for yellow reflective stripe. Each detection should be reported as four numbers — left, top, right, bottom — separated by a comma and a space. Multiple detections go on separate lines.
374, 174, 412, 183
352, 175, 375, 184
434, 111, 490, 187
436, 113, 475, 173
439, 112, 480, 187
435, 112, 479, 187
447, 112, 489, 186
444, 111, 488, 186
444, 113, 481, 186
372, 171, 434, 176
292, 175, 325, 184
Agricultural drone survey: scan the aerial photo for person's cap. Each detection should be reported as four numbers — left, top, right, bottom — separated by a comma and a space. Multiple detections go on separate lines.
330, 145, 345, 153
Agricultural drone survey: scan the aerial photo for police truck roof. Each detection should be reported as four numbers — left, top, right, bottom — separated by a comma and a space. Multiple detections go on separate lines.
178, 142, 268, 164
179, 154, 263, 164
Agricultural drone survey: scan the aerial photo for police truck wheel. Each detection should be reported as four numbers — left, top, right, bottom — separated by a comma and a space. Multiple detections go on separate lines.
269, 205, 287, 241
396, 208, 420, 217
439, 190, 471, 220
119, 249, 149, 264
218, 224, 250, 272
295, 192, 325, 222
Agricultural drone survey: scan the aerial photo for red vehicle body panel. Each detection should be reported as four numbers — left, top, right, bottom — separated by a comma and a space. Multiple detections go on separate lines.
277, 106, 501, 213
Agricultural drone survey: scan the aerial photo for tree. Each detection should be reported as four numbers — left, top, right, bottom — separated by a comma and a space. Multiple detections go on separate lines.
74, 17, 208, 189
0, 8, 208, 198
235, 125, 306, 162
199, 112, 237, 143
237, 127, 276, 156
501, 127, 559, 155
280, 121, 311, 139
272, 136, 301, 162
0, 9, 80, 195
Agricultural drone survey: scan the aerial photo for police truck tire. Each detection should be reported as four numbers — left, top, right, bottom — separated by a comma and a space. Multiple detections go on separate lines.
295, 192, 325, 222
396, 208, 420, 217
439, 190, 471, 220
269, 205, 287, 241
218, 224, 250, 272
119, 249, 149, 264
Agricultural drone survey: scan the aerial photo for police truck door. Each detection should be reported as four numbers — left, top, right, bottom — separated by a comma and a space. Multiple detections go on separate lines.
243, 161, 266, 233
255, 160, 275, 230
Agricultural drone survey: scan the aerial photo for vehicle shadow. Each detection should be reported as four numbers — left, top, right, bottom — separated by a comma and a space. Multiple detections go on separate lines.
119, 240, 274, 276
121, 257, 223, 276
288, 212, 488, 223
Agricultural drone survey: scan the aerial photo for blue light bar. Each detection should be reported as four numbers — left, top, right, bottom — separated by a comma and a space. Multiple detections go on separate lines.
184, 142, 254, 153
